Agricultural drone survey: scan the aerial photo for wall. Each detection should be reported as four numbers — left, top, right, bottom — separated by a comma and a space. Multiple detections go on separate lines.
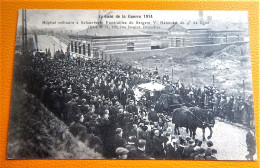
109, 41, 248, 62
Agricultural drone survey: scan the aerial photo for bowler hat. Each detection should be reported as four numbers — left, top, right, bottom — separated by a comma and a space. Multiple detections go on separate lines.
115, 147, 129, 155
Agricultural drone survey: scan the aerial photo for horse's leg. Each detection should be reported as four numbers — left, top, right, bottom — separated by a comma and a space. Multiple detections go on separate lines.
186, 127, 189, 133
189, 128, 192, 138
174, 124, 177, 135
177, 127, 180, 135
207, 126, 213, 139
193, 128, 197, 140
202, 128, 206, 141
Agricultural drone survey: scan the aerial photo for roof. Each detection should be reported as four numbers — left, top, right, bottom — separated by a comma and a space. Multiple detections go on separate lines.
168, 22, 210, 31
70, 27, 152, 39
207, 21, 246, 31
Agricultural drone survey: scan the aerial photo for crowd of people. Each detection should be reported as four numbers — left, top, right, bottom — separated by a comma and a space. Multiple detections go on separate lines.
13, 50, 255, 160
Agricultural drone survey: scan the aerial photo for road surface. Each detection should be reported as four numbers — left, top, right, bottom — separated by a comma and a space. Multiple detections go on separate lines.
37, 35, 67, 57
169, 120, 256, 160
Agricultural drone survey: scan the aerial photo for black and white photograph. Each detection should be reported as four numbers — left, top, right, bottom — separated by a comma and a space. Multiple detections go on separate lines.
7, 9, 256, 160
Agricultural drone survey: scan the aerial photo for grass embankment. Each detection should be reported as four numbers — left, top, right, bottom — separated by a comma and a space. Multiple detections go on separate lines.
7, 86, 102, 159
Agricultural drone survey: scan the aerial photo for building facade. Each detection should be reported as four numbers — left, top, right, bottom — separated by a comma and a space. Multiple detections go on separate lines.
68, 28, 152, 60
167, 21, 248, 47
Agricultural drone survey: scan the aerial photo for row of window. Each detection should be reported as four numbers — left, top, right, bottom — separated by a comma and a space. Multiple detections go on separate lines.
71, 42, 91, 56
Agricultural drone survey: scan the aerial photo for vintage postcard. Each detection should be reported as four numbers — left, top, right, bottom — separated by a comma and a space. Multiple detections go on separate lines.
7, 9, 256, 160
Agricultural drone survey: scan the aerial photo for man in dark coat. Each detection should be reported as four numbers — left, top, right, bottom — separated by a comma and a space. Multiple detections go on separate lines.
120, 88, 128, 109
126, 99, 138, 115
172, 139, 185, 160
182, 140, 196, 159
165, 139, 177, 160
245, 128, 256, 160
148, 106, 159, 122
113, 128, 127, 151
69, 113, 90, 143
151, 130, 165, 159
128, 139, 149, 159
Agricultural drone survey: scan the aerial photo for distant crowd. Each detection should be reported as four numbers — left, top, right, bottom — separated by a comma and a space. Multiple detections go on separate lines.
13, 50, 255, 160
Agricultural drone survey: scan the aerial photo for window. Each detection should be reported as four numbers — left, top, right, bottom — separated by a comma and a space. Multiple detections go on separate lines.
127, 42, 134, 51
83, 43, 86, 55
75, 42, 77, 53
71, 42, 73, 52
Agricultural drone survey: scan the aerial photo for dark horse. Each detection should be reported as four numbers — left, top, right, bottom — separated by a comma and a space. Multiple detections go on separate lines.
172, 107, 215, 141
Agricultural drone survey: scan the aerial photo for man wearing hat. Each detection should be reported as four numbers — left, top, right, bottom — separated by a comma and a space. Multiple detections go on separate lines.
125, 136, 137, 152
128, 139, 149, 159
126, 99, 138, 115
182, 139, 196, 159
172, 139, 185, 160
148, 106, 159, 122
115, 147, 129, 159
205, 140, 214, 157
65, 93, 79, 124
165, 139, 177, 160
69, 113, 89, 143
151, 130, 165, 159
205, 148, 218, 160
114, 128, 127, 150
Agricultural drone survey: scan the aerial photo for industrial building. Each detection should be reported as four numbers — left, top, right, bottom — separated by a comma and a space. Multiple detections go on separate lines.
68, 27, 152, 59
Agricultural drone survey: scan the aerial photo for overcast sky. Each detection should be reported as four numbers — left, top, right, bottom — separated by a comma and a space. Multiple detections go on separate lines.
17, 10, 248, 31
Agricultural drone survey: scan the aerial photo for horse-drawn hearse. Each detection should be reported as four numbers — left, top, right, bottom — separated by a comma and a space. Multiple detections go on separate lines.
134, 82, 215, 141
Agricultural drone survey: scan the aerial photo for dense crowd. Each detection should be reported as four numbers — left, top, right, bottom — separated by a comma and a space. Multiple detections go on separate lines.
13, 50, 255, 160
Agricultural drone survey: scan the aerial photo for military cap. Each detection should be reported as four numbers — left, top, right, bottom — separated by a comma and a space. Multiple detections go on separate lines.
144, 121, 150, 125
115, 147, 129, 155
212, 148, 217, 154
194, 146, 200, 152
91, 114, 98, 119
186, 136, 191, 141
189, 139, 195, 145
104, 109, 109, 114
142, 125, 148, 131
129, 136, 137, 143
154, 130, 160, 134
179, 136, 184, 140
115, 128, 123, 135
206, 140, 213, 147
138, 139, 146, 147
73, 93, 79, 97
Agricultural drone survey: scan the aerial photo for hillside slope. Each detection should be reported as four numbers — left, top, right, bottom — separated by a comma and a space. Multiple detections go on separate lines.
7, 86, 103, 159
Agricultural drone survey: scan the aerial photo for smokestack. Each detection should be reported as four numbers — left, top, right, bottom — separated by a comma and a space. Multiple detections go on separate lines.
207, 16, 212, 22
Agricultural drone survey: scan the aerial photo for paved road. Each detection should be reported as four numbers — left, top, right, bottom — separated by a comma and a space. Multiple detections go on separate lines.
169, 120, 256, 160
37, 35, 67, 57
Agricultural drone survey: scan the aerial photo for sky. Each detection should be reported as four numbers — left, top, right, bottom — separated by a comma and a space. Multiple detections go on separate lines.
17, 10, 248, 31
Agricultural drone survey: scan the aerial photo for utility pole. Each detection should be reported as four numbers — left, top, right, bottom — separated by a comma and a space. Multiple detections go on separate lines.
191, 72, 193, 84
53, 44, 55, 56
213, 75, 215, 86
172, 68, 174, 82
243, 80, 245, 99
22, 9, 27, 51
